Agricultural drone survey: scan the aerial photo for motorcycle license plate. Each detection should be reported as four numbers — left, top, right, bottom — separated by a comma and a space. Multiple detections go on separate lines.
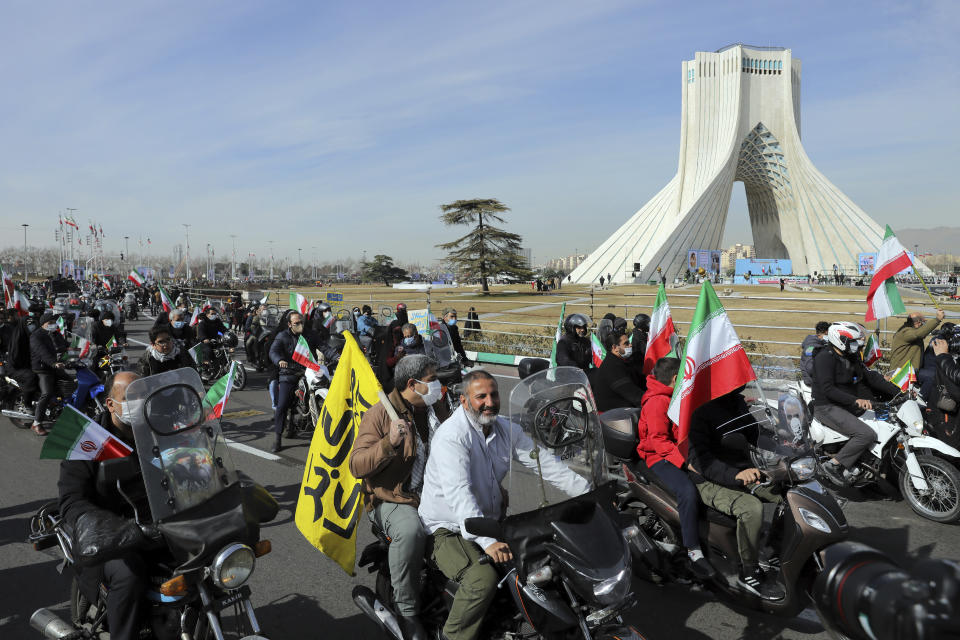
213, 585, 251, 612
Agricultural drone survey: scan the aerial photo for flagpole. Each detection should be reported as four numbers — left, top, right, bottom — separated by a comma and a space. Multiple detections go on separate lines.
910, 264, 940, 310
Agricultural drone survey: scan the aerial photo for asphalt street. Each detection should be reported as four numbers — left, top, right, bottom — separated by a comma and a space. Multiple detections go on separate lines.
1, 316, 958, 639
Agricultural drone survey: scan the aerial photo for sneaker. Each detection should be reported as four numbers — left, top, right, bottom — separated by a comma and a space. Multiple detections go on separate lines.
738, 568, 786, 600
31, 423, 49, 436
842, 466, 861, 485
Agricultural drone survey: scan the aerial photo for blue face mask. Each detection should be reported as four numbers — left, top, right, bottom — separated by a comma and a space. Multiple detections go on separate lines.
403, 336, 417, 347
172, 321, 185, 329
447, 318, 457, 327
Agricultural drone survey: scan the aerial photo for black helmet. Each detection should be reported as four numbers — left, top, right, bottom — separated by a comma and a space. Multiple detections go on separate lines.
315, 302, 331, 315
563, 313, 590, 335
221, 332, 239, 348
633, 313, 650, 331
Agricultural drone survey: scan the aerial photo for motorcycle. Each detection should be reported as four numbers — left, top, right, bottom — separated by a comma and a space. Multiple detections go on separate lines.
28, 368, 278, 640
123, 292, 139, 320
601, 386, 849, 617
198, 332, 247, 391
795, 381, 960, 523
423, 320, 464, 412
246, 305, 280, 372
288, 361, 332, 438
353, 366, 645, 640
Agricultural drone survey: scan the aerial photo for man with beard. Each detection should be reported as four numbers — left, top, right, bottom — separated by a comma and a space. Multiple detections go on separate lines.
418, 370, 589, 640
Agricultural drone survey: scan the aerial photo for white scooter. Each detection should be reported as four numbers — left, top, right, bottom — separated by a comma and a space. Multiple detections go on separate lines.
793, 381, 960, 523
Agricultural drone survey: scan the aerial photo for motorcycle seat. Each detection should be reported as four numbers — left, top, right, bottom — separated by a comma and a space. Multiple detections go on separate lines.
436, 363, 462, 386
630, 459, 738, 529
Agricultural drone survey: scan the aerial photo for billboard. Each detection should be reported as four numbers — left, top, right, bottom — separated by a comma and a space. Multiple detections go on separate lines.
735, 258, 792, 277
687, 250, 722, 274
857, 252, 914, 276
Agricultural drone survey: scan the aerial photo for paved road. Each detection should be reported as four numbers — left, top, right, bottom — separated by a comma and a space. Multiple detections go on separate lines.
1, 316, 958, 639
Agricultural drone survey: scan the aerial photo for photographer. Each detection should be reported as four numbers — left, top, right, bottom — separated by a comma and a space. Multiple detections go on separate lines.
929, 332, 960, 449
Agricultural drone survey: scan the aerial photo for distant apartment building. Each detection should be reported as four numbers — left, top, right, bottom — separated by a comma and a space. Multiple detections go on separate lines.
720, 243, 754, 271
515, 247, 532, 269
545, 253, 586, 272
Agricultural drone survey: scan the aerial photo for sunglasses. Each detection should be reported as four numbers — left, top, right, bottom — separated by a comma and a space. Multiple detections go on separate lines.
290, 321, 303, 326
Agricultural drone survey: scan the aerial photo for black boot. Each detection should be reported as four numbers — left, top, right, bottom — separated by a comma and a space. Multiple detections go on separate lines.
271, 434, 282, 453
398, 615, 427, 640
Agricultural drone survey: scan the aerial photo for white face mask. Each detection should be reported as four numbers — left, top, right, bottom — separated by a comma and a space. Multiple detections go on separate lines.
102, 319, 113, 327
621, 346, 633, 359
414, 379, 443, 405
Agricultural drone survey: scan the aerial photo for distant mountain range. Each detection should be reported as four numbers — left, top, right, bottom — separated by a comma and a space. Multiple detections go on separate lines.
893, 227, 960, 255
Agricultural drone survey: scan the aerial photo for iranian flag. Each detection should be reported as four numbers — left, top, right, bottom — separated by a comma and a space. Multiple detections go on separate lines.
1, 264, 15, 309
40, 405, 132, 461
187, 343, 206, 365
549, 303, 567, 368
863, 333, 882, 368
667, 281, 757, 453
102, 277, 112, 292
56, 316, 66, 333
201, 299, 213, 312
644, 283, 679, 374
12, 288, 30, 315
128, 269, 146, 287
203, 361, 237, 419
590, 333, 605, 368
890, 363, 917, 391
292, 334, 321, 371
157, 284, 173, 313
865, 225, 913, 322
105, 335, 117, 350
189, 306, 200, 327
290, 292, 310, 315
63, 333, 92, 360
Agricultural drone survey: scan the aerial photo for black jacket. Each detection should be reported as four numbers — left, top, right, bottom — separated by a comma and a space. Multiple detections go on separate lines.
592, 353, 645, 412
447, 322, 468, 360
30, 328, 65, 372
92, 321, 120, 349
196, 316, 228, 342
812, 347, 899, 412
269, 328, 323, 378
628, 328, 648, 388
556, 334, 591, 372
687, 394, 757, 487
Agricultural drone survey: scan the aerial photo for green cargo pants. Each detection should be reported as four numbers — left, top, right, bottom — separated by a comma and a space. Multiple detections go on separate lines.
695, 480, 780, 568
427, 528, 498, 640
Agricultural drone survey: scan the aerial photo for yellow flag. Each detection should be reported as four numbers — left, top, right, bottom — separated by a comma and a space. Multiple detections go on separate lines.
295, 331, 381, 575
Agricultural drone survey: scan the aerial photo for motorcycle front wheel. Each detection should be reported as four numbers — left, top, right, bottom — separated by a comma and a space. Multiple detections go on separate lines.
899, 454, 960, 523
232, 363, 247, 391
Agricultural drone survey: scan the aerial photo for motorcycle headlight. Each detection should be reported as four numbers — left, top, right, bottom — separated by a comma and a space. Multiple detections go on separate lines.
592, 567, 630, 604
211, 543, 256, 590
790, 457, 816, 481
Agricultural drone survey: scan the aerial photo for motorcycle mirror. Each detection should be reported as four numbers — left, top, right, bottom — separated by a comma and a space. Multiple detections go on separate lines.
517, 358, 550, 380
464, 517, 502, 540
534, 397, 589, 449
95, 456, 139, 496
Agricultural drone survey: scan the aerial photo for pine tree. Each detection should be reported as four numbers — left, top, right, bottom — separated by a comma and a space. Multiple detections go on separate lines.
436, 199, 532, 293
362, 254, 409, 286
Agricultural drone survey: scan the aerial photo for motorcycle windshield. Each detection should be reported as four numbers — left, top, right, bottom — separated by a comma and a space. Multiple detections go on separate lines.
425, 321, 454, 366
748, 384, 816, 464
123, 293, 136, 303
66, 317, 97, 366
95, 300, 121, 320
261, 305, 280, 331
125, 368, 238, 521
506, 367, 602, 516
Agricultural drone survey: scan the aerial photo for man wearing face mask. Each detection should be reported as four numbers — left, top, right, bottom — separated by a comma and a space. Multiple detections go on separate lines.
268, 312, 323, 452
592, 326, 646, 412
30, 313, 69, 435
196, 306, 229, 364
349, 355, 450, 640
92, 311, 125, 364
59, 372, 149, 640
392, 324, 426, 364
442, 308, 470, 364
136, 326, 196, 377
166, 309, 196, 349
812, 322, 900, 485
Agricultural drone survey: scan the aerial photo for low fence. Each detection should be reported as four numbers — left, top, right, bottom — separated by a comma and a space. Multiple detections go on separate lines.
180, 285, 960, 380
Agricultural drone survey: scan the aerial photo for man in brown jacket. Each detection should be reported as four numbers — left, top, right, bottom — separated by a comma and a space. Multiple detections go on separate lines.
889, 308, 945, 371
348, 354, 449, 640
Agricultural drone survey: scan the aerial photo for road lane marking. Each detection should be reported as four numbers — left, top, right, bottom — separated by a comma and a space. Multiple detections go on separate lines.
127, 337, 150, 347
225, 438, 281, 461
221, 409, 265, 419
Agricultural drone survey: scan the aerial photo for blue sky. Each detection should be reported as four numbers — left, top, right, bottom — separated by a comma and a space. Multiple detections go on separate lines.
1, 0, 956, 267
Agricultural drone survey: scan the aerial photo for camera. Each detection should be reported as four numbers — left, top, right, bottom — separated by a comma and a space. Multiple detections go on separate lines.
812, 542, 960, 640
931, 323, 960, 355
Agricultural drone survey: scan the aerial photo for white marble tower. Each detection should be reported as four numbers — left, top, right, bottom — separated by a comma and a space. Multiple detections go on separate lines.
570, 44, 892, 284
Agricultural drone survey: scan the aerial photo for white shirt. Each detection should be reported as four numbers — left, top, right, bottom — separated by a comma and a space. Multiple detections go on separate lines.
418, 405, 591, 550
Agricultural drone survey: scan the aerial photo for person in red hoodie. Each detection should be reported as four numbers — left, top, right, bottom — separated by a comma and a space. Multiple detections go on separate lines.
637, 356, 715, 579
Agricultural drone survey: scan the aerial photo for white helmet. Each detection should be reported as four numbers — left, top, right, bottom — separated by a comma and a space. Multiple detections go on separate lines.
827, 321, 864, 354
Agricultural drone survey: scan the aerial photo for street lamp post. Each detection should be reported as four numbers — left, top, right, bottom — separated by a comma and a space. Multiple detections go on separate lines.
230, 234, 237, 281
298, 248, 302, 278
268, 241, 274, 281
21, 224, 29, 279
124, 236, 129, 264
183, 224, 191, 280
312, 246, 317, 281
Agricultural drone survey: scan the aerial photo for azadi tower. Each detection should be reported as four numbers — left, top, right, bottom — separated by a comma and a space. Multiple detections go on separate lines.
570, 44, 893, 284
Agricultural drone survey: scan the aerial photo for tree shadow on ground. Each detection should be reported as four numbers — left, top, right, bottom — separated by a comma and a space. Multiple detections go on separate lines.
0, 557, 70, 637
253, 592, 378, 639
